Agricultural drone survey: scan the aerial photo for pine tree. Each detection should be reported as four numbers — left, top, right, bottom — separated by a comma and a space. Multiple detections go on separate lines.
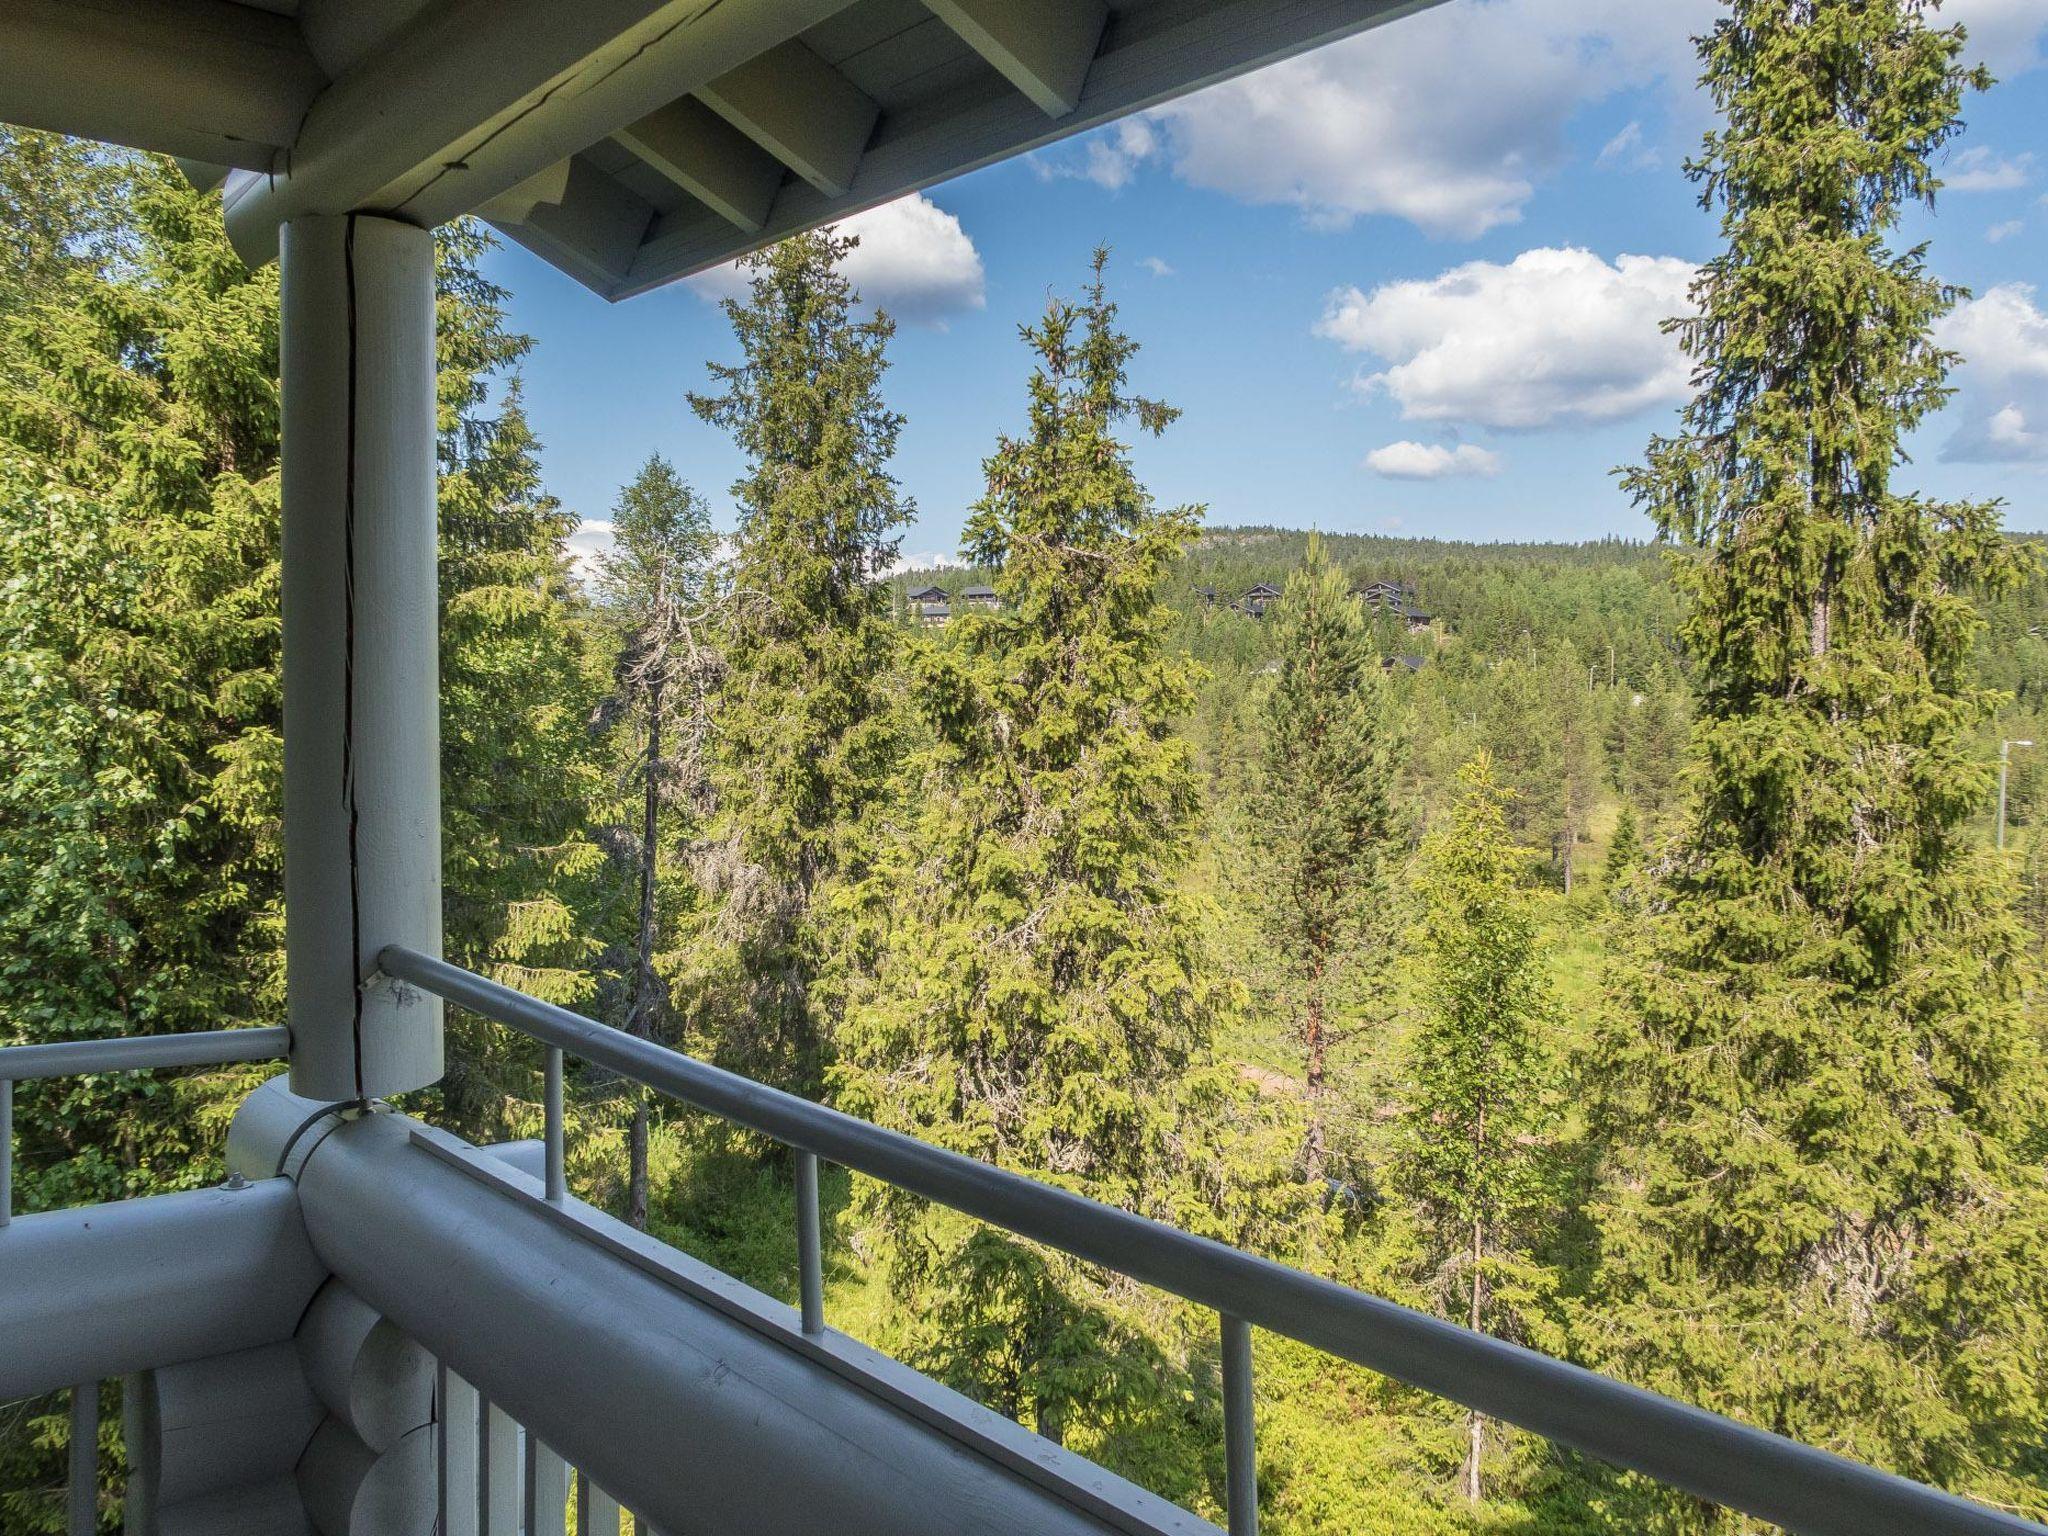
1399, 753, 1558, 1507
683, 229, 910, 1092
1255, 532, 1400, 1184
595, 454, 720, 1228
835, 251, 1232, 1445
1590, 1, 2048, 1515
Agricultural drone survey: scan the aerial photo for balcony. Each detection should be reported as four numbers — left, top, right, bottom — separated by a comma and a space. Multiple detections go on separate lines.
2, 2, 2044, 1534
2, 949, 2039, 1536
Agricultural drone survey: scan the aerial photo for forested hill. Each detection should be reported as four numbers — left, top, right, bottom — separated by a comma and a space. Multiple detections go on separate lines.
902, 525, 2048, 704
897, 525, 2048, 859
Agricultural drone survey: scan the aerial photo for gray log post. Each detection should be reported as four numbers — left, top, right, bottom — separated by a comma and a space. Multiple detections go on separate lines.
279, 213, 443, 1102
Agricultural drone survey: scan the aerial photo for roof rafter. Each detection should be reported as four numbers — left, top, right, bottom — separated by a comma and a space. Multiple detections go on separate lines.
695, 39, 879, 200
923, 0, 1108, 117
613, 98, 786, 234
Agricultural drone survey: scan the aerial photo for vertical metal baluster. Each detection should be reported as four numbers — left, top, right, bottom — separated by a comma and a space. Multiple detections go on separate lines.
528, 1434, 568, 1536
440, 1364, 481, 1536
544, 1046, 565, 1205
1221, 1314, 1258, 1536
576, 1468, 622, 1536
796, 1149, 824, 1335
67, 1381, 97, 1536
121, 1374, 152, 1536
2, 1076, 13, 1227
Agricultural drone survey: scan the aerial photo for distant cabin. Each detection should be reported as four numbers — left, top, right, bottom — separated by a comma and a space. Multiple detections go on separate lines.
1192, 585, 1219, 606
1354, 579, 1433, 633
906, 584, 950, 626
958, 584, 1000, 613
1382, 653, 1426, 674
1242, 582, 1282, 618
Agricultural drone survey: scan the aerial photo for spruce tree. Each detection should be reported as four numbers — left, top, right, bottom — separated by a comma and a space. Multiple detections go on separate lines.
835, 252, 1231, 1444
1255, 532, 1400, 1184
1399, 753, 1558, 1507
0, 148, 286, 1218
684, 229, 909, 1091
425, 222, 612, 1139
595, 454, 720, 1227
1590, 1, 2048, 1515
1603, 801, 1644, 898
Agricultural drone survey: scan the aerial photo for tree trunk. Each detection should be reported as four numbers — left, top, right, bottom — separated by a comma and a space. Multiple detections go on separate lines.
1461, 1212, 1484, 1505
628, 1093, 649, 1231
627, 681, 663, 1230
1302, 954, 1328, 1186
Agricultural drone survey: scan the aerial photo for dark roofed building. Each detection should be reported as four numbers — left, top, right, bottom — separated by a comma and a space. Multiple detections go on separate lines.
959, 584, 1000, 612
1355, 579, 1433, 633
1242, 582, 1282, 618
905, 584, 951, 625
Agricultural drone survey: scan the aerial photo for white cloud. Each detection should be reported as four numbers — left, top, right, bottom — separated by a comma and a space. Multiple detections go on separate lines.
1025, 0, 2043, 238
1596, 120, 1658, 172
1936, 282, 2048, 463
1043, 0, 1715, 239
1987, 218, 2026, 243
1034, 119, 1158, 191
888, 549, 955, 576
1317, 247, 1697, 430
567, 519, 615, 581
1944, 0, 2048, 76
1938, 283, 2048, 381
1139, 256, 1176, 278
1365, 441, 1503, 480
1946, 146, 2035, 192
685, 194, 985, 326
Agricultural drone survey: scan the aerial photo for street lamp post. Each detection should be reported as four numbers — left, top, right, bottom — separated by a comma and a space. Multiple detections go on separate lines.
1999, 738, 2034, 852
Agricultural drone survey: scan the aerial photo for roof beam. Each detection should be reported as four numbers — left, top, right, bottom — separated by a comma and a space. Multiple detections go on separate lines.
695, 40, 879, 199
922, 0, 1107, 117
219, 0, 855, 266
613, 98, 785, 233
482, 155, 654, 296
0, 0, 326, 170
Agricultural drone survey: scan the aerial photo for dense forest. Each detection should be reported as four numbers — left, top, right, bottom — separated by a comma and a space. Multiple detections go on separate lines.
6, 2, 2048, 1532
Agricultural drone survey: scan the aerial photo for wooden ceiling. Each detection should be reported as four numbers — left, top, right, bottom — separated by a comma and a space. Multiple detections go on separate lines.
0, 0, 1446, 300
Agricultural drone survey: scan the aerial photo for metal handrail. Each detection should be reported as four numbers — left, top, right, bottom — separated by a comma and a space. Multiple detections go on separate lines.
0, 1025, 290, 1082
0, 1025, 292, 1229
379, 944, 2047, 1536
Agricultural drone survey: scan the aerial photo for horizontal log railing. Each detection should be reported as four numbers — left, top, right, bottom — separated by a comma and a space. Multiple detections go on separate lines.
0, 1023, 291, 1535
378, 944, 2048, 1536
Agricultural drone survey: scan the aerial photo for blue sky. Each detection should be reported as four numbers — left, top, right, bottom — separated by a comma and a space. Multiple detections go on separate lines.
483, 0, 2048, 566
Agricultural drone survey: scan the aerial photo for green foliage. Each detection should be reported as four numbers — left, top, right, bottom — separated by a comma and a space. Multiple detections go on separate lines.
0, 149, 284, 1224
593, 453, 722, 1224
1589, 1, 2048, 1519
680, 229, 910, 1092
1255, 532, 1402, 1184
1404, 755, 1559, 1249
1401, 754, 1561, 1502
835, 251, 1242, 1455
1602, 802, 1643, 895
